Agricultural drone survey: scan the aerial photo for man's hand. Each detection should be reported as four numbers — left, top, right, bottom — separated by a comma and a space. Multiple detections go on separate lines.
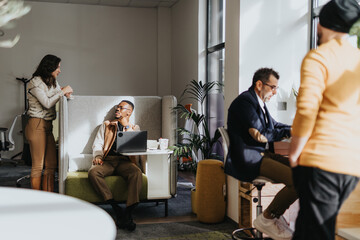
289, 136, 309, 168
92, 156, 103, 165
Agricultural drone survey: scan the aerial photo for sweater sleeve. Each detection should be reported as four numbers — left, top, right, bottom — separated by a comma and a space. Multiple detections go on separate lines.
29, 81, 64, 109
292, 50, 327, 137
92, 123, 106, 159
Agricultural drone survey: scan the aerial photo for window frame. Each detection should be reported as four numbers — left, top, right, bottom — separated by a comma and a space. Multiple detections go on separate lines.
205, 0, 225, 132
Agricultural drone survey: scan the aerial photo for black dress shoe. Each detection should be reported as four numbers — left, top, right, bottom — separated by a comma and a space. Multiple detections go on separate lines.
117, 203, 138, 231
124, 218, 136, 231
117, 217, 136, 231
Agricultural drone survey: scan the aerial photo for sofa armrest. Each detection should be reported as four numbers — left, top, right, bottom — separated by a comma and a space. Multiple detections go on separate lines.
59, 96, 68, 194
162, 95, 177, 146
162, 95, 177, 196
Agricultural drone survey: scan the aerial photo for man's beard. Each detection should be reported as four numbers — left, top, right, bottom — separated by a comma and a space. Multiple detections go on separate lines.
115, 111, 121, 119
262, 92, 273, 102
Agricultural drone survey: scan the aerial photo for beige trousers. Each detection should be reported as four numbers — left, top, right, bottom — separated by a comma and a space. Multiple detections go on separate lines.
259, 151, 298, 218
88, 155, 143, 206
25, 118, 57, 178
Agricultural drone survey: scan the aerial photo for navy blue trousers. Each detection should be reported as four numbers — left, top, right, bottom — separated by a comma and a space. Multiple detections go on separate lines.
292, 166, 358, 240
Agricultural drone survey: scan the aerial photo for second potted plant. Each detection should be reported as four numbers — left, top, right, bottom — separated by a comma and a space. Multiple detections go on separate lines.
170, 79, 223, 213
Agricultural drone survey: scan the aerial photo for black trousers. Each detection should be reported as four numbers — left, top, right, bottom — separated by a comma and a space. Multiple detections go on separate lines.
292, 166, 359, 240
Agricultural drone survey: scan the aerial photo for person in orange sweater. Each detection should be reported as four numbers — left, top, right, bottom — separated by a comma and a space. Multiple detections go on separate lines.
289, 0, 360, 239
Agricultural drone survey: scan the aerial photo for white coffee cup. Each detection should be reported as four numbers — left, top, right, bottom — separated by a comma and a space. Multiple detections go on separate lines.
159, 138, 169, 150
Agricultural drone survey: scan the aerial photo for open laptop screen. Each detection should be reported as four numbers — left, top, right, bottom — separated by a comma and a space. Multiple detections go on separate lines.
116, 131, 147, 153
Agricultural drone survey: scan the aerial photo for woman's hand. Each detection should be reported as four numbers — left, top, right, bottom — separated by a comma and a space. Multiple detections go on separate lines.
61, 85, 73, 95
65, 93, 72, 98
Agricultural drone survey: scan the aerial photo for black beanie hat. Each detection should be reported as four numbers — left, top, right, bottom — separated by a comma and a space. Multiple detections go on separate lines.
319, 0, 360, 33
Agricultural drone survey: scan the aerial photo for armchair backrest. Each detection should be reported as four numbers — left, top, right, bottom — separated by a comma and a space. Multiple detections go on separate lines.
218, 127, 229, 163
0, 115, 21, 151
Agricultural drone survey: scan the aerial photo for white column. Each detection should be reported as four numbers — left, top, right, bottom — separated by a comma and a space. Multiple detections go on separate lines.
224, 0, 241, 223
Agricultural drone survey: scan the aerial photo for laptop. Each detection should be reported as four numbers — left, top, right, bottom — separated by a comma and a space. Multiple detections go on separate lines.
116, 131, 147, 153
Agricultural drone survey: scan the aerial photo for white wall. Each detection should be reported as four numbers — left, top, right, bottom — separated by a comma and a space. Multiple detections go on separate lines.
171, 0, 199, 107
224, 0, 310, 223
239, 0, 310, 124
0, 2, 171, 157
158, 7, 172, 97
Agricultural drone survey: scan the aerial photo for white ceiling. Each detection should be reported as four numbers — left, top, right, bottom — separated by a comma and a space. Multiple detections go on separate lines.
25, 0, 179, 8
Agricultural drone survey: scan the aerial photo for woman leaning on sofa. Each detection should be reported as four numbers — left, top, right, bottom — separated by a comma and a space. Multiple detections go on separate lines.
25, 54, 73, 191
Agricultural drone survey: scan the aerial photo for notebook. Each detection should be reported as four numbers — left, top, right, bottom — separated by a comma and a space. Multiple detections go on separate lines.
116, 131, 147, 153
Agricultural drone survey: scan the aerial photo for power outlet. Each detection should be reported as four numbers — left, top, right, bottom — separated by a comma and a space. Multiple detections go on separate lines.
278, 101, 287, 111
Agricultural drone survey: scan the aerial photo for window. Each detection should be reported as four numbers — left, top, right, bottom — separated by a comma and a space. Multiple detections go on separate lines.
206, 0, 225, 145
310, 0, 331, 49
311, 0, 359, 49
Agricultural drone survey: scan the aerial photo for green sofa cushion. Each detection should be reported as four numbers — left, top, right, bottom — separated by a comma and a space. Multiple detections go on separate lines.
65, 171, 148, 203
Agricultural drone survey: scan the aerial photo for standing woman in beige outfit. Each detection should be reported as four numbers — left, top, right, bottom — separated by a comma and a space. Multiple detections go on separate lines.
25, 54, 73, 191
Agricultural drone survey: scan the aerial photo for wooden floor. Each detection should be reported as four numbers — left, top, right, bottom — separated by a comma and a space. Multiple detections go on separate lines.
178, 169, 196, 185
336, 183, 360, 240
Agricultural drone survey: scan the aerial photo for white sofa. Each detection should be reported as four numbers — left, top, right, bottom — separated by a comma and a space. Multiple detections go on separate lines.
58, 95, 177, 215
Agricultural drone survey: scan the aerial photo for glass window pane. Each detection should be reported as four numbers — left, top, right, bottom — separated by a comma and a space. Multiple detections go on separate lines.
208, 0, 225, 47
207, 0, 225, 159
311, 0, 330, 49
207, 49, 225, 139
208, 49, 225, 85
318, 0, 330, 6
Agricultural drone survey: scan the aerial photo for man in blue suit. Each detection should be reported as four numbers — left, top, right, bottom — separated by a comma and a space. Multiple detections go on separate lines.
225, 68, 297, 240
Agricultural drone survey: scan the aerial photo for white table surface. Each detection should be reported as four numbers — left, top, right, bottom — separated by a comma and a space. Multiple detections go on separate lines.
0, 187, 116, 240
120, 149, 173, 156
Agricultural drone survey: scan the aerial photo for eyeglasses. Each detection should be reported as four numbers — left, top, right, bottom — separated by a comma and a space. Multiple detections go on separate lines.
262, 82, 279, 91
115, 106, 131, 111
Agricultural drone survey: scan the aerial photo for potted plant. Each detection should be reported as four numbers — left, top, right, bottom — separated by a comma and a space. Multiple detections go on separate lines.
349, 19, 360, 48
170, 80, 223, 213
171, 80, 223, 170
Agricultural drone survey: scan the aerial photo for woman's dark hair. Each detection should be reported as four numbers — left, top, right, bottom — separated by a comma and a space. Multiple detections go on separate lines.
252, 68, 279, 87
32, 54, 61, 88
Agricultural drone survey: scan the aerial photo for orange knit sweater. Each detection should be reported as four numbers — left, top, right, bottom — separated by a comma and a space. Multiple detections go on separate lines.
292, 38, 360, 177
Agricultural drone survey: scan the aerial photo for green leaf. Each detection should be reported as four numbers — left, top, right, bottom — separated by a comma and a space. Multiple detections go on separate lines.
172, 79, 224, 165
349, 19, 360, 49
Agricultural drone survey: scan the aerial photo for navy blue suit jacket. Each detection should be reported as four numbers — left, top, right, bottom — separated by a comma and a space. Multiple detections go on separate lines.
224, 87, 291, 182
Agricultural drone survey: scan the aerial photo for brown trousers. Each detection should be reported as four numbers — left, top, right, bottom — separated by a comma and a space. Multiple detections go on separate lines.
88, 155, 142, 206
259, 151, 298, 218
25, 118, 57, 178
